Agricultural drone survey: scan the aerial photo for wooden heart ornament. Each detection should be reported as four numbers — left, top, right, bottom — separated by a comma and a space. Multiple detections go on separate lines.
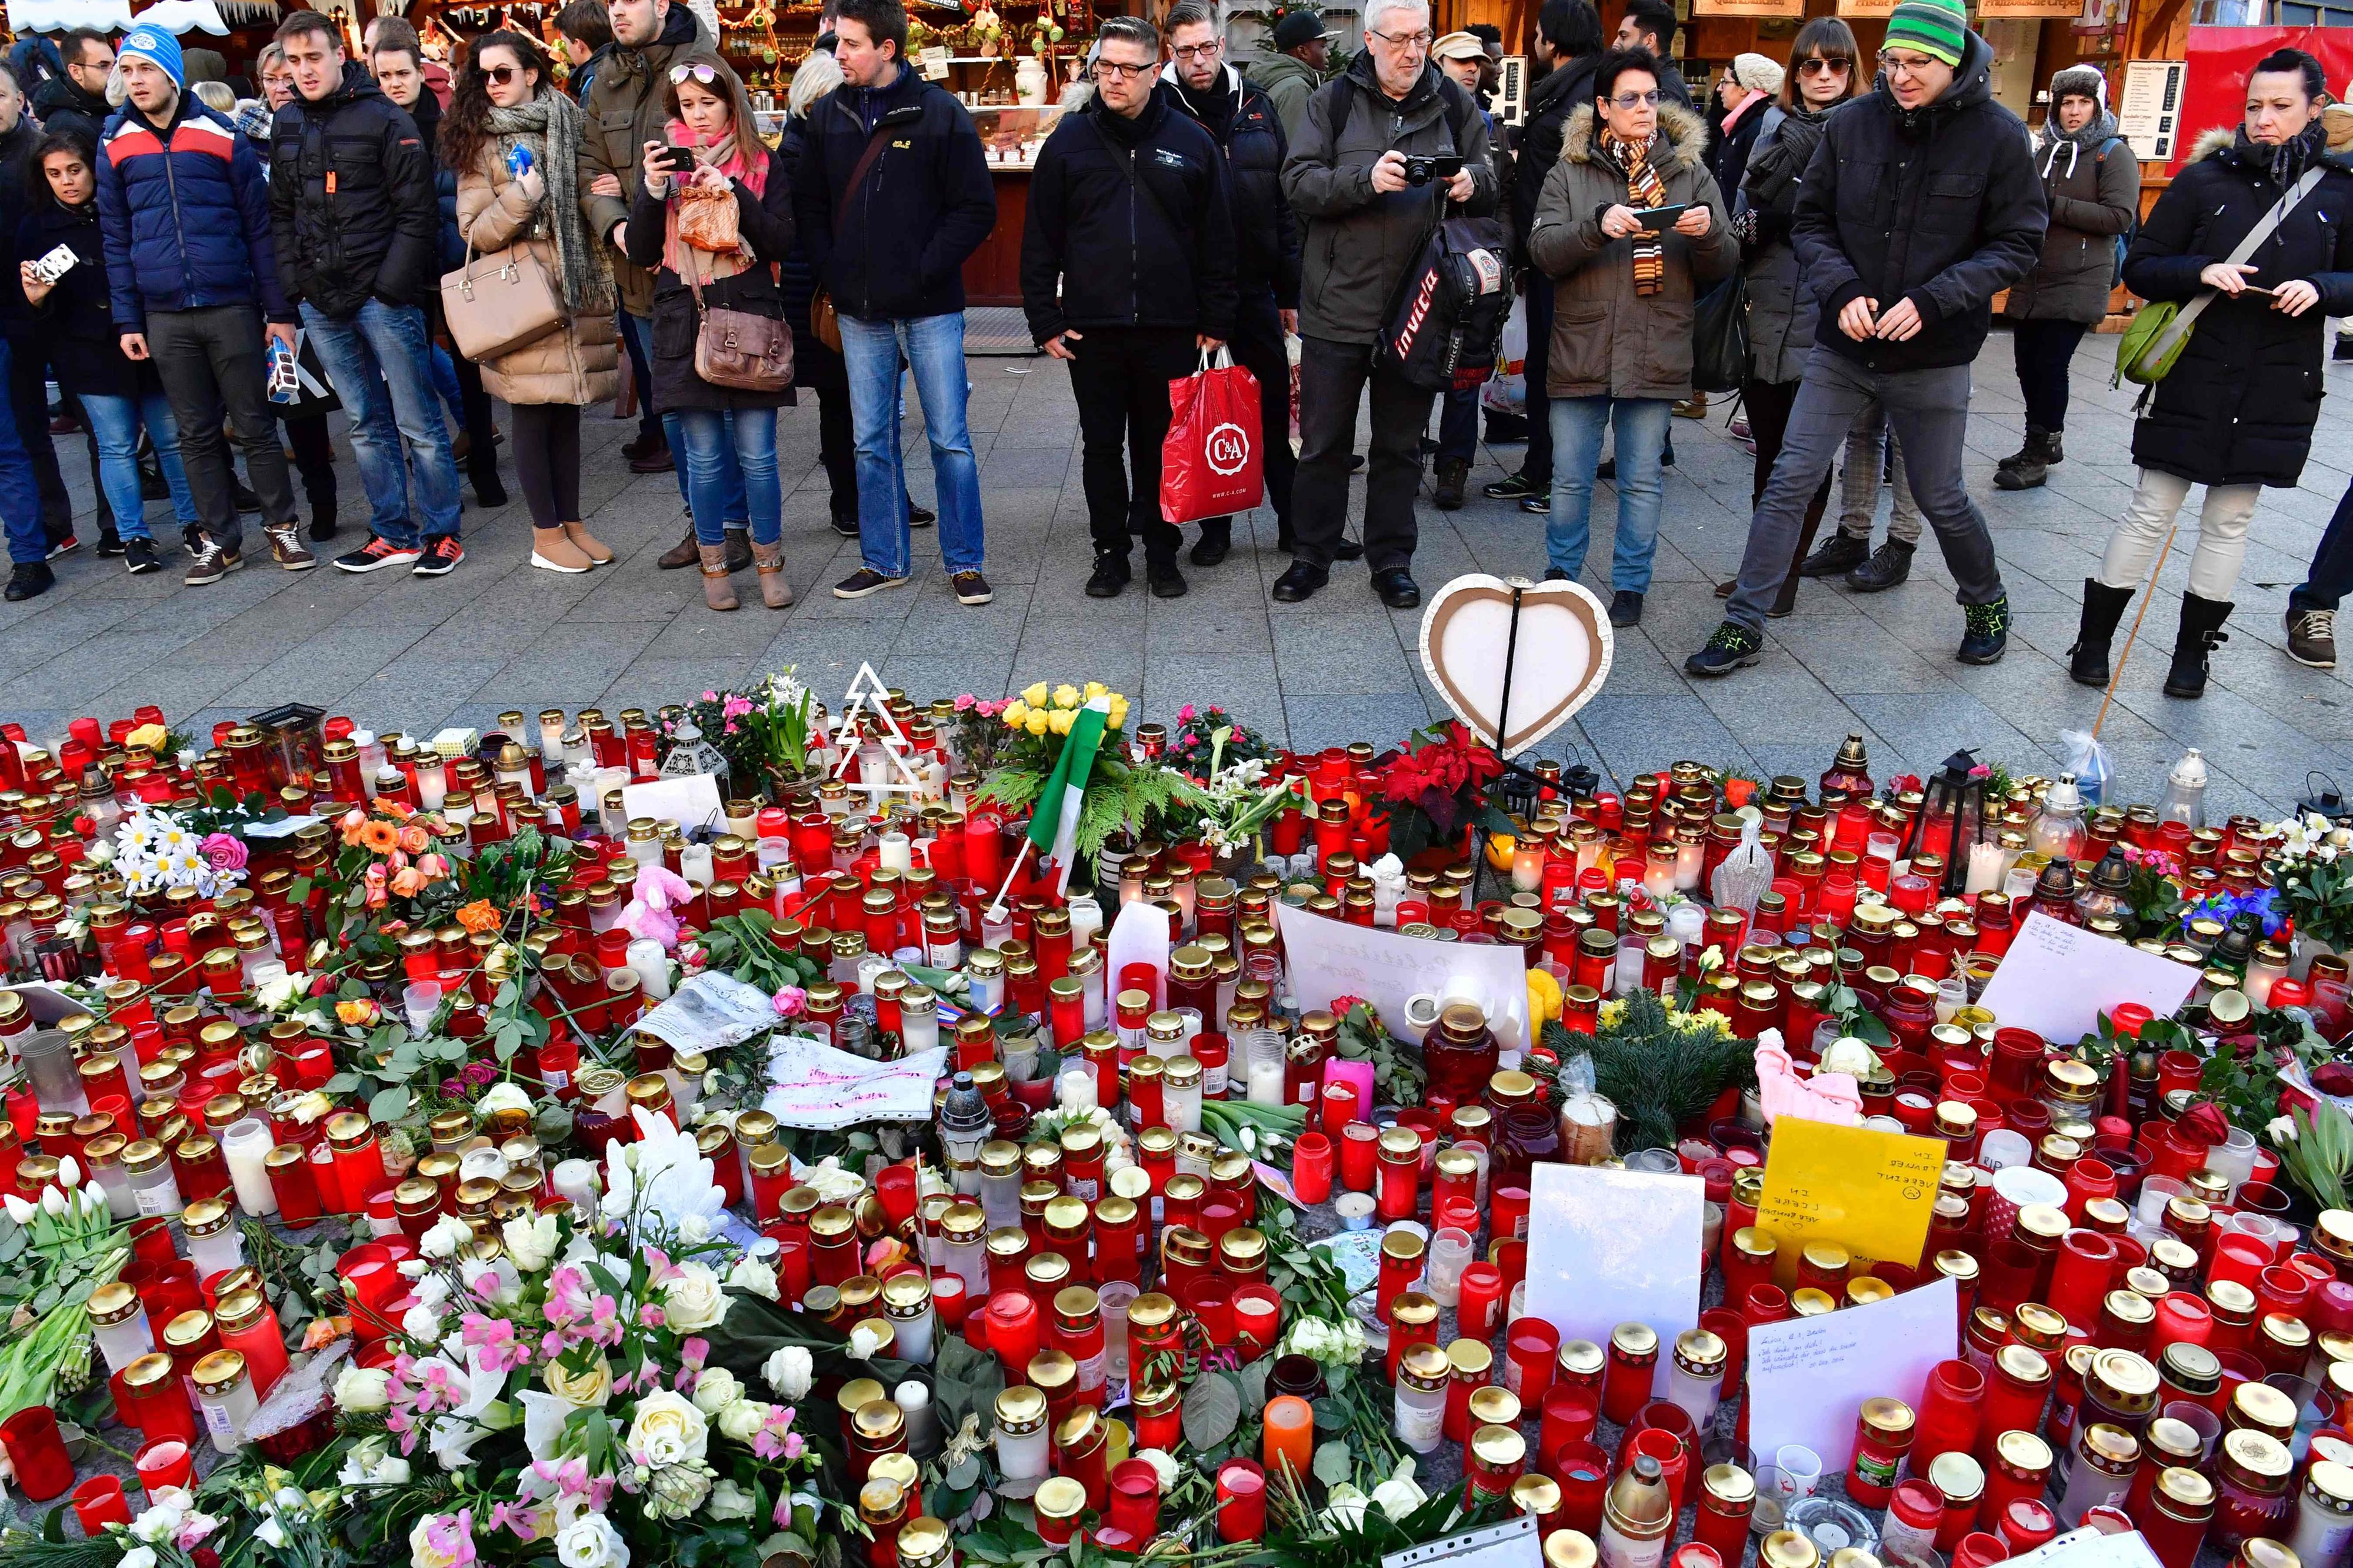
1418, 574, 1614, 757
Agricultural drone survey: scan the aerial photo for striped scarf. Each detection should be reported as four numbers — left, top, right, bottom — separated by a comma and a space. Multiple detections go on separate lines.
1601, 128, 1669, 296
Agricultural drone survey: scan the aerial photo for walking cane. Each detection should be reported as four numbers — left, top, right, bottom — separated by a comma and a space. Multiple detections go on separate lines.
2089, 516, 2182, 740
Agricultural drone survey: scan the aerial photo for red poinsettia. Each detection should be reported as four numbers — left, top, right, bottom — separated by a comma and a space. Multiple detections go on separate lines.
1379, 722, 1504, 839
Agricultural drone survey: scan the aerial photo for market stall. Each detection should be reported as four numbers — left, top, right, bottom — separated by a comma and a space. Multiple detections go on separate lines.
0, 579, 2340, 1568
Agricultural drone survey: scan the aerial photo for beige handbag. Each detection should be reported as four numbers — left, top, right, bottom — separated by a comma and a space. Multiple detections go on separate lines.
439, 239, 565, 363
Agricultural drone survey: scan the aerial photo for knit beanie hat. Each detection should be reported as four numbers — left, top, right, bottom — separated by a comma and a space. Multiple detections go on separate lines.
120, 28, 186, 89
1884, 0, 1967, 69
1729, 52, 1785, 97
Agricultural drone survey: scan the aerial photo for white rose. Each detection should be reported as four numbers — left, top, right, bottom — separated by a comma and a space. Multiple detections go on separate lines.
543, 1358, 614, 1409
765, 1345, 814, 1399
644, 1461, 714, 1520
662, 1262, 728, 1332
677, 1214, 712, 1245
844, 1322, 884, 1362
1138, 1447, 1180, 1490
120, 1550, 156, 1568
476, 1082, 535, 1119
255, 1517, 287, 1550
726, 1252, 779, 1300
503, 1211, 561, 1273
402, 1304, 445, 1341
716, 1396, 774, 1444
419, 1213, 474, 1260
624, 1390, 710, 1467
706, 1478, 755, 1522
334, 1366, 391, 1414
128, 1497, 185, 1544
691, 1367, 744, 1416
556, 1513, 631, 1568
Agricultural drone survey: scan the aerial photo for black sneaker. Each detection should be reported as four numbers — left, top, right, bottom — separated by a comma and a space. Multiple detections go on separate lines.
1609, 589, 1644, 628
1148, 560, 1188, 599
831, 515, 861, 539
96, 529, 125, 557
184, 539, 242, 586
45, 533, 78, 561
1957, 597, 2010, 665
2288, 607, 2338, 670
833, 566, 908, 599
951, 570, 993, 606
1085, 555, 1129, 598
124, 538, 162, 576
335, 536, 424, 573
909, 505, 936, 530
1685, 622, 1764, 678
412, 537, 465, 576
3, 562, 52, 602
1484, 472, 1546, 502
1520, 493, 1551, 516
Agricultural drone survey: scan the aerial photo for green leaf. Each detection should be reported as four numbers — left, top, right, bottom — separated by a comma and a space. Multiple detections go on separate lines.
1182, 1369, 1242, 1450
368, 1085, 412, 1124
945, 1456, 982, 1490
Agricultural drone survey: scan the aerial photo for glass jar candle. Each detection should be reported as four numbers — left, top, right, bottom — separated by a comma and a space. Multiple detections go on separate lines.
1694, 1464, 1755, 1562
2214, 1429, 2296, 1554
122, 1139, 181, 1219
993, 1386, 1051, 1486
88, 1281, 151, 1374
1376, 1127, 1423, 1223
1984, 1345, 2054, 1455
1396, 1343, 1449, 1453
1163, 1057, 1204, 1135
181, 1198, 243, 1279
1603, 1325, 1659, 1427
1667, 1329, 1727, 1430
2142, 1467, 2217, 1568
1849, 1397, 1917, 1511
2292, 1461, 2353, 1568
1880, 1478, 1945, 1566
191, 1349, 256, 1455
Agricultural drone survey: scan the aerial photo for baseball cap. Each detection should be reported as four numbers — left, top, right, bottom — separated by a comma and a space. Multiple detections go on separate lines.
1431, 29, 1485, 60
1271, 11, 1339, 51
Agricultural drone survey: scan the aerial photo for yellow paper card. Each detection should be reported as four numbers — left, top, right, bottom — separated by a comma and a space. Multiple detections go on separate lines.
1754, 1116, 1945, 1287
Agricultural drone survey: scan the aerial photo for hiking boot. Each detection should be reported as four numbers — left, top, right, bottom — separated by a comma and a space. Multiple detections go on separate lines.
658, 523, 701, 570
699, 543, 739, 611
1685, 622, 1764, 678
1799, 532, 1869, 578
262, 521, 317, 570
3, 562, 52, 602
1995, 426, 2057, 490
1434, 459, 1469, 511
184, 539, 242, 586
124, 539, 162, 576
1958, 596, 2011, 665
1148, 559, 1188, 599
1845, 539, 1914, 592
1191, 521, 1231, 566
1609, 589, 1644, 628
751, 540, 795, 609
1086, 555, 1130, 598
951, 570, 992, 606
412, 538, 464, 576
335, 536, 422, 573
2069, 579, 2135, 688
2288, 606, 2339, 670
532, 528, 595, 573
832, 566, 908, 599
1484, 471, 1546, 502
2164, 593, 2234, 698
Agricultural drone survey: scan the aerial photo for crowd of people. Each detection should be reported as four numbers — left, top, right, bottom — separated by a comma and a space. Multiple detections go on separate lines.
2, 0, 2353, 696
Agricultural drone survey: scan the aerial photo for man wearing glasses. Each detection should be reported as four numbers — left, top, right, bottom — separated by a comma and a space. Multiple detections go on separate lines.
1276, 0, 1497, 609
1687, 0, 2044, 676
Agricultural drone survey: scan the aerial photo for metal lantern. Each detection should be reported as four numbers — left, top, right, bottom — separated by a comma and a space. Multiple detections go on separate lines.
1902, 748, 1991, 899
661, 716, 731, 799
938, 1071, 995, 1195
246, 703, 326, 788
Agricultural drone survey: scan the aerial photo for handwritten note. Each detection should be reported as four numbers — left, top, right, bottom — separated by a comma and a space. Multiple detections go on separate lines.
1273, 903, 1531, 1052
634, 973, 780, 1056
1975, 911, 2199, 1046
761, 1037, 950, 1130
1755, 1116, 1946, 1283
1746, 1275, 1957, 1472
1522, 1163, 1704, 1396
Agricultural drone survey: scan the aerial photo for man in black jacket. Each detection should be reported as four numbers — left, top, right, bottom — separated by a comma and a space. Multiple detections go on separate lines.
32, 31, 111, 144
271, 10, 454, 576
1611, 0, 1691, 105
1687, 4, 2044, 677
1026, 15, 1235, 600
1164, 1, 1299, 566
796, 0, 998, 606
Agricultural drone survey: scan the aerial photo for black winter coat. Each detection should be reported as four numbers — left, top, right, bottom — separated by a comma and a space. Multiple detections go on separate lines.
0, 116, 38, 337
1161, 64, 1301, 309
625, 143, 798, 412
32, 75, 108, 144
14, 203, 155, 398
269, 63, 439, 318
1709, 92, 1770, 221
404, 90, 465, 274
792, 64, 997, 323
2123, 129, 2353, 489
1021, 91, 1237, 345
1512, 52, 1598, 253
775, 115, 844, 395
1793, 31, 2046, 372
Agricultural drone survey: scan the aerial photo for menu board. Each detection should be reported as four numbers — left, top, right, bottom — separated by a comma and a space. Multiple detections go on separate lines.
2119, 59, 2189, 163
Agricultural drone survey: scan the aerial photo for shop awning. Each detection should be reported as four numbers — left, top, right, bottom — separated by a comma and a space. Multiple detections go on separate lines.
2, 0, 272, 32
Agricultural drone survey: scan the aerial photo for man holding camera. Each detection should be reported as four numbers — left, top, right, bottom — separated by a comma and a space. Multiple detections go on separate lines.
1276, 0, 1495, 608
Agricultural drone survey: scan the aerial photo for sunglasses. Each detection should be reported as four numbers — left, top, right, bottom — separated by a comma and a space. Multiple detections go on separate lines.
670, 62, 721, 84
1797, 56, 1852, 75
484, 64, 522, 82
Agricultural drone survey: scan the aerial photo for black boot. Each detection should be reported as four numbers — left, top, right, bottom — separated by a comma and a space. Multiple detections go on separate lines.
1995, 425, 2044, 473
1799, 532, 1869, 578
2068, 579, 2136, 688
1995, 428, 2055, 491
1434, 459, 1468, 511
1845, 539, 1914, 592
1191, 519, 1231, 566
2163, 592, 2235, 699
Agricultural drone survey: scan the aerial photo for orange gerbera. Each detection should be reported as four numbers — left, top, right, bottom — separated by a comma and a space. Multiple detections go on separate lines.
358, 819, 400, 855
455, 900, 500, 935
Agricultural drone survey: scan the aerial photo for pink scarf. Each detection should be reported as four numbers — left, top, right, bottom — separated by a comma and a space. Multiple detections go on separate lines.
661, 116, 769, 283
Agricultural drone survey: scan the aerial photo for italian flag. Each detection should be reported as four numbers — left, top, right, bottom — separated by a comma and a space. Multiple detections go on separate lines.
1025, 695, 1111, 895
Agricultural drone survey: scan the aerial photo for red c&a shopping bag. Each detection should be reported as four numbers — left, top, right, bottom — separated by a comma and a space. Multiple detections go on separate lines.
1161, 348, 1263, 525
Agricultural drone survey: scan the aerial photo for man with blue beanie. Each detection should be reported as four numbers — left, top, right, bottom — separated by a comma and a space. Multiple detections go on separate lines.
98, 24, 314, 588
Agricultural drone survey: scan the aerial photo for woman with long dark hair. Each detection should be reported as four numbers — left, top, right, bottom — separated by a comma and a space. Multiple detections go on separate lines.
442, 29, 622, 573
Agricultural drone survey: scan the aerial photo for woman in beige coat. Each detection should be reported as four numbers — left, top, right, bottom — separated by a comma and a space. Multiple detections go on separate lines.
444, 30, 622, 573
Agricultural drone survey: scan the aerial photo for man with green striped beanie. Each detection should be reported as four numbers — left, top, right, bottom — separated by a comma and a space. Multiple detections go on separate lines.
1684, 0, 2048, 678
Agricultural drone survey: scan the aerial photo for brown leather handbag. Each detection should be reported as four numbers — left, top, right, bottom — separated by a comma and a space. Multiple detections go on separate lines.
809, 121, 895, 354
685, 258, 794, 393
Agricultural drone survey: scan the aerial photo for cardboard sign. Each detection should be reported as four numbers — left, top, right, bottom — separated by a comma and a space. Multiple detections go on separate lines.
1975, 912, 2199, 1047
1274, 902, 1531, 1052
1755, 1116, 1946, 1282
1747, 1276, 1958, 1473
1522, 1163, 1705, 1394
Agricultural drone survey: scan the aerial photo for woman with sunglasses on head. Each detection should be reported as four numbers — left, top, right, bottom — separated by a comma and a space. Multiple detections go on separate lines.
627, 52, 797, 611
1712, 16, 1858, 618
1994, 65, 2137, 492
442, 29, 622, 574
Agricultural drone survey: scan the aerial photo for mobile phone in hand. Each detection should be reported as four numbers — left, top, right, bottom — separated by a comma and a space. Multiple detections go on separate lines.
1631, 203, 1689, 231
659, 146, 697, 172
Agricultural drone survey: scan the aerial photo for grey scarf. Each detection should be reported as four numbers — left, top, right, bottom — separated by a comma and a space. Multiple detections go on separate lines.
2038, 105, 2119, 179
484, 91, 613, 313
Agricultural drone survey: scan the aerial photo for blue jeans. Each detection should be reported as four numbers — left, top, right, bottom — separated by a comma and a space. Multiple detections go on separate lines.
1548, 395, 1671, 592
0, 341, 41, 565
430, 343, 462, 420
302, 300, 462, 545
840, 312, 984, 577
79, 391, 199, 542
675, 407, 782, 548
625, 312, 748, 524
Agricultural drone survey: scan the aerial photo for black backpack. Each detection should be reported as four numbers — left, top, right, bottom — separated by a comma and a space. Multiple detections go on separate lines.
1324, 76, 1516, 392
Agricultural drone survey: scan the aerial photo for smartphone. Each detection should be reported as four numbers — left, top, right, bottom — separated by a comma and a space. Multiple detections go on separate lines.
2237, 283, 2277, 297
658, 146, 697, 172
1631, 203, 1689, 230
28, 245, 77, 285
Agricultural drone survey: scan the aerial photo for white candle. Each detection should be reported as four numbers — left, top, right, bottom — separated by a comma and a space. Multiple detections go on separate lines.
1067, 895, 1104, 950
552, 1158, 599, 1215
879, 832, 913, 873
1058, 1066, 1097, 1115
679, 843, 714, 889
626, 938, 671, 1000
416, 757, 448, 810
902, 988, 939, 1053
1965, 841, 2007, 898
460, 1147, 510, 1185
1248, 1054, 1286, 1107
221, 1119, 276, 1217
895, 1380, 938, 1456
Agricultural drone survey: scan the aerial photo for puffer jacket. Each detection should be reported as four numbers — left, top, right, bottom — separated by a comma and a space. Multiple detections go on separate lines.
1279, 54, 1498, 344
2001, 122, 2137, 323
1792, 31, 2046, 372
1527, 102, 1738, 401
2122, 126, 2353, 489
32, 74, 109, 144
1736, 102, 1830, 385
96, 95, 292, 329
1163, 62, 1302, 308
624, 141, 796, 412
269, 62, 439, 318
1249, 51, 1321, 144
580, 3, 715, 318
454, 144, 621, 406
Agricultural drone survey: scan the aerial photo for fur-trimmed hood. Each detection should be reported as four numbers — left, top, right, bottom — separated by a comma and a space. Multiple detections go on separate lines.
1560, 101, 1708, 173
2186, 122, 2353, 174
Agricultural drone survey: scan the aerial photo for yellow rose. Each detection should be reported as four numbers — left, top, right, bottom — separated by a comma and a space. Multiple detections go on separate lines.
542, 1357, 614, 1408
1022, 682, 1049, 706
1026, 710, 1051, 736
126, 723, 170, 753
1053, 683, 1079, 709
1049, 708, 1075, 735
1106, 696, 1129, 730
1084, 682, 1108, 700
1002, 700, 1028, 728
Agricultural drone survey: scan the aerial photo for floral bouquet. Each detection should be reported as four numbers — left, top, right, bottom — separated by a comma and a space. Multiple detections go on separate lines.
2270, 811, 2353, 954
979, 682, 1207, 868
109, 808, 251, 901
659, 674, 816, 799
333, 802, 458, 918
1165, 704, 1275, 775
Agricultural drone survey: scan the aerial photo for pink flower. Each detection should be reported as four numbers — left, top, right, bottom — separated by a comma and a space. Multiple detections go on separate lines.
199, 832, 246, 872
421, 1510, 478, 1567
1178, 703, 1197, 723
773, 985, 806, 1019
954, 693, 975, 711
703, 690, 719, 702
724, 696, 754, 718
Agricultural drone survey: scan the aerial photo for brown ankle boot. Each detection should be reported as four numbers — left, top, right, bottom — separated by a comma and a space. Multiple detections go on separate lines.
658, 521, 699, 570
562, 521, 614, 564
749, 539, 794, 609
698, 543, 738, 610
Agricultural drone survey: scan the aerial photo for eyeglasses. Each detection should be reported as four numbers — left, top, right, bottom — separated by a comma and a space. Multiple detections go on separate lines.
1368, 28, 1435, 48
1609, 89, 1661, 108
1172, 40, 1220, 59
1797, 56, 1852, 75
1877, 51, 1939, 79
669, 62, 721, 84
484, 64, 522, 83
1095, 59, 1151, 80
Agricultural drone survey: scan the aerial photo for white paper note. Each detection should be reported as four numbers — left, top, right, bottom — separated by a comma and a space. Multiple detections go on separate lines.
1973, 912, 2199, 1046
1745, 1275, 1958, 1473
632, 972, 781, 1055
1273, 903, 1532, 1052
1521, 1164, 1704, 1394
621, 773, 727, 833
761, 1037, 949, 1129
